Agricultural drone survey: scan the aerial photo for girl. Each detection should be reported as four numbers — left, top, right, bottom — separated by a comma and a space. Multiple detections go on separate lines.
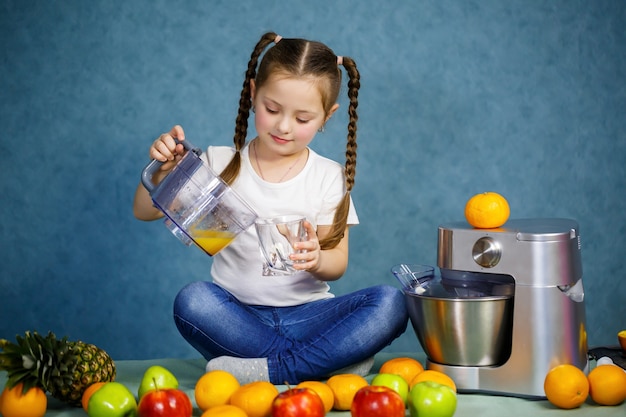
133, 32, 408, 384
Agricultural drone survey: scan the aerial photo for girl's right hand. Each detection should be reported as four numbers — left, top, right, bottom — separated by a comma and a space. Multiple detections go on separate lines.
149, 125, 187, 172
133, 125, 186, 221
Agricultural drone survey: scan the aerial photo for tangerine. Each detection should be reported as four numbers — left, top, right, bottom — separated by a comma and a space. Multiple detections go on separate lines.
229, 381, 278, 417
81, 381, 106, 412
618, 330, 626, 351
379, 357, 424, 385
0, 383, 47, 417
326, 373, 369, 411
201, 404, 248, 417
409, 369, 457, 392
296, 380, 335, 413
543, 364, 589, 409
464, 192, 510, 228
195, 370, 241, 411
587, 364, 626, 406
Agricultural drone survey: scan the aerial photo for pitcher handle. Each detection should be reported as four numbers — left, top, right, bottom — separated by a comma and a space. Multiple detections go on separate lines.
141, 138, 202, 193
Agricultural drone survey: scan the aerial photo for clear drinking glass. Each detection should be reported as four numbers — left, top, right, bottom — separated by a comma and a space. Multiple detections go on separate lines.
255, 215, 307, 275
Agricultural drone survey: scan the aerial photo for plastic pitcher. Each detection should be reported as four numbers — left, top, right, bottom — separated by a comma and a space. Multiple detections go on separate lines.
141, 140, 258, 256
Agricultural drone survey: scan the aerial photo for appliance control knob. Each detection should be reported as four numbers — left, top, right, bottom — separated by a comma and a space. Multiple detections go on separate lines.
472, 236, 501, 268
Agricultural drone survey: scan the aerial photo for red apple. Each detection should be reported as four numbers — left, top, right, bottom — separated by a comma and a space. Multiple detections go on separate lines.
351, 385, 405, 417
137, 387, 192, 417
271, 387, 325, 417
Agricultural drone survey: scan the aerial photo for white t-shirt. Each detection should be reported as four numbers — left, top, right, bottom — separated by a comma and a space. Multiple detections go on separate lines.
201, 143, 359, 306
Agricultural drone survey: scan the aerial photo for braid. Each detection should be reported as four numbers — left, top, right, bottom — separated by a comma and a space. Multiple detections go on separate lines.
319, 56, 360, 250
343, 56, 359, 193
220, 32, 279, 185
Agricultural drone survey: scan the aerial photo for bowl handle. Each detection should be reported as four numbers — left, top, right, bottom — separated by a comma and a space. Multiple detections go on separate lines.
391, 264, 434, 291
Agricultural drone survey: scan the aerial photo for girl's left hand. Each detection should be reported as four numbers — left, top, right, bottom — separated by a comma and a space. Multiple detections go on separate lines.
290, 220, 321, 272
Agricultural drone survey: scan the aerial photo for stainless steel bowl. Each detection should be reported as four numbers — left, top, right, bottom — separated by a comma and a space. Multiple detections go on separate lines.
404, 274, 514, 367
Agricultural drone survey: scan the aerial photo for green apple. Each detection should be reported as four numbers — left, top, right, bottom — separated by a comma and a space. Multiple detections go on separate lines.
408, 381, 457, 417
138, 365, 179, 399
371, 373, 409, 404
87, 382, 138, 417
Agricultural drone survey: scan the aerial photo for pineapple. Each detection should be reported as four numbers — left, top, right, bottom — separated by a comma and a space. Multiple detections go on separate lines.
0, 330, 116, 407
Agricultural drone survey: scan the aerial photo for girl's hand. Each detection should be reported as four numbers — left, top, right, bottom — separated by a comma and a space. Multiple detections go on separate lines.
290, 220, 321, 272
133, 125, 186, 221
150, 125, 187, 172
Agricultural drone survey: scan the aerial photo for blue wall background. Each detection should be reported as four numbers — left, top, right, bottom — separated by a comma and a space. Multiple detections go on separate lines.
1, 0, 624, 360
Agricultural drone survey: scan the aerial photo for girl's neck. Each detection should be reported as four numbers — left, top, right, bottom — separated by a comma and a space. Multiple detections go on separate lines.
251, 138, 308, 183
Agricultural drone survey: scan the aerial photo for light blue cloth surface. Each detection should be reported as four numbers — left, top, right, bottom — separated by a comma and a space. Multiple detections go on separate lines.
2, 353, 624, 416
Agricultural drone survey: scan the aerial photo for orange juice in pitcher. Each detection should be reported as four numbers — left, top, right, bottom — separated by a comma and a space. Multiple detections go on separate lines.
191, 229, 237, 256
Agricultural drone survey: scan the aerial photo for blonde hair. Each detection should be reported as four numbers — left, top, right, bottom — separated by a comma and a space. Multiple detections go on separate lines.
220, 32, 360, 250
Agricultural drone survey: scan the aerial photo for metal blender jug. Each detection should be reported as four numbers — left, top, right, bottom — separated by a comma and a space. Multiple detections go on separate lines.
141, 139, 258, 256
392, 264, 515, 367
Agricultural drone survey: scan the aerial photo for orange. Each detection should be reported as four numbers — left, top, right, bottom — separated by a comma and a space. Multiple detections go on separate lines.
326, 373, 369, 411
618, 330, 626, 351
229, 381, 278, 417
464, 192, 510, 228
0, 383, 47, 417
379, 357, 424, 385
296, 380, 335, 413
201, 404, 248, 417
409, 370, 457, 392
81, 381, 106, 412
587, 364, 626, 406
543, 364, 589, 409
195, 370, 241, 411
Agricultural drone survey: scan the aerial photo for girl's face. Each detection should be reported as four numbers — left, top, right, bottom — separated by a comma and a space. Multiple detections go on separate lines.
251, 73, 338, 155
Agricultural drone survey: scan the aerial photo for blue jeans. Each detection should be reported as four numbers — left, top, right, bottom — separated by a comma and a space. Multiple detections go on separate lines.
173, 282, 408, 384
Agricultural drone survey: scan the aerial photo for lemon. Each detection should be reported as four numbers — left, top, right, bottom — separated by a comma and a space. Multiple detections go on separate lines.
195, 370, 240, 411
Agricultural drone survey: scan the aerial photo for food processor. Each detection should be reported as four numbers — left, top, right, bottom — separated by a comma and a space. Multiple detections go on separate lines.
141, 140, 258, 256
395, 218, 588, 398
